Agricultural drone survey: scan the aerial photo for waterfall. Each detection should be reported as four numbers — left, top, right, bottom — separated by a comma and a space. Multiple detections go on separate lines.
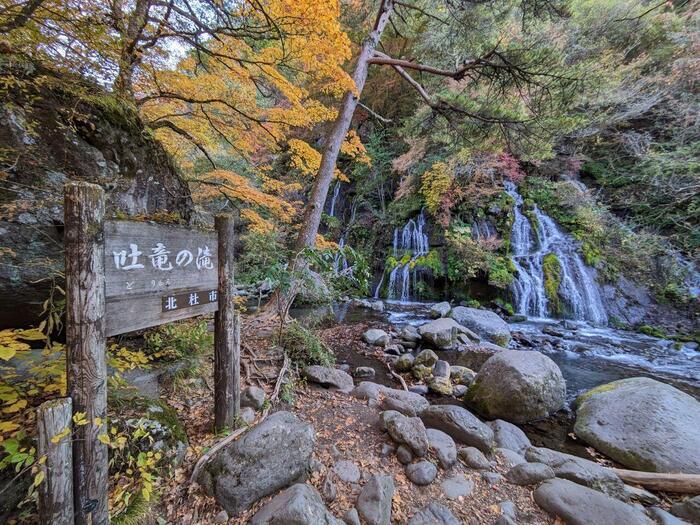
374, 210, 430, 301
505, 181, 608, 324
333, 236, 350, 275
328, 181, 341, 217
471, 219, 497, 240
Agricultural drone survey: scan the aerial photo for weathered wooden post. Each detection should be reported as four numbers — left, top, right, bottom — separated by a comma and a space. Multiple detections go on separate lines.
214, 215, 240, 431
37, 397, 74, 525
64, 182, 109, 525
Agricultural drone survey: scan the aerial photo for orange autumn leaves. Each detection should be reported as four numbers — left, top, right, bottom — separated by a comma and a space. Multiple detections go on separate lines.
139, 0, 369, 236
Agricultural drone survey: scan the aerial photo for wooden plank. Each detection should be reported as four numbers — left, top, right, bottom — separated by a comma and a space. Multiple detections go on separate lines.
103, 220, 218, 335
214, 215, 240, 432
37, 397, 74, 525
64, 182, 109, 525
611, 468, 700, 494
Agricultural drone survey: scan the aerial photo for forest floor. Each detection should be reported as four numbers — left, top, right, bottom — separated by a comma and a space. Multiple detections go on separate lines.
152, 321, 554, 525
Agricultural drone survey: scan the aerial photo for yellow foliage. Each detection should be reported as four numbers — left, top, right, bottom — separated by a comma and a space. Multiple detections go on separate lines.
420, 162, 453, 215
315, 234, 339, 251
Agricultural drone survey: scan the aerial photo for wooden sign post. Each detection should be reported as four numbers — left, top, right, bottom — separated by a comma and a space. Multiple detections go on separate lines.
63, 182, 239, 524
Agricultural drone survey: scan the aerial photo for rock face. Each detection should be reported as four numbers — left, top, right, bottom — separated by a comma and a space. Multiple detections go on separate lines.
574, 378, 700, 474
450, 307, 511, 346
363, 329, 390, 346
249, 484, 343, 525
419, 405, 494, 453
0, 70, 194, 328
418, 318, 477, 349
466, 350, 566, 423
534, 478, 654, 525
197, 411, 315, 516
357, 474, 394, 525
303, 366, 354, 393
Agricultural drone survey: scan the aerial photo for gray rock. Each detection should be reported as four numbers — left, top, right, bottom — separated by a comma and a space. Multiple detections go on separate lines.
381, 396, 421, 417
353, 366, 376, 379
197, 412, 314, 516
481, 471, 503, 485
426, 428, 457, 468
450, 306, 511, 346
671, 495, 700, 523
343, 507, 361, 525
525, 446, 625, 498
363, 329, 390, 346
505, 462, 555, 485
455, 343, 508, 371
357, 474, 394, 525
453, 385, 468, 397
213, 510, 229, 524
441, 474, 474, 500
380, 410, 402, 430
499, 501, 518, 521
333, 460, 361, 483
384, 344, 403, 356
304, 366, 354, 393
433, 360, 451, 378
466, 350, 566, 424
408, 385, 429, 395
380, 443, 396, 457
623, 485, 660, 506
396, 444, 414, 464
458, 446, 491, 470
418, 318, 478, 349
385, 414, 429, 457
495, 448, 526, 468
400, 325, 421, 343
354, 382, 430, 415
415, 349, 439, 367
487, 419, 531, 455
408, 502, 460, 525
395, 354, 415, 372
240, 407, 256, 424
419, 405, 494, 453
574, 378, 700, 474
322, 475, 337, 502
249, 483, 343, 525
406, 460, 438, 486
430, 301, 452, 319
534, 478, 654, 525
413, 364, 433, 381
241, 386, 266, 411
428, 376, 453, 396
649, 507, 691, 525
450, 366, 477, 385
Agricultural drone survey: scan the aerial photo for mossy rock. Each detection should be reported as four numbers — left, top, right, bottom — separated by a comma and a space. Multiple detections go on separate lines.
542, 253, 562, 316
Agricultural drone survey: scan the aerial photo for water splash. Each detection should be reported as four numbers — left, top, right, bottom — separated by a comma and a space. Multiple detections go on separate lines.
505, 181, 608, 325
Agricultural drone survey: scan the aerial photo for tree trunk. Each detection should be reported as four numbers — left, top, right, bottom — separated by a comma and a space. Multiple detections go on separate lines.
255, 1, 394, 323
294, 0, 394, 250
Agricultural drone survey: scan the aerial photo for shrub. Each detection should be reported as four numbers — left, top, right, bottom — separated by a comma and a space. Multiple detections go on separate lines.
277, 320, 334, 367
143, 320, 212, 361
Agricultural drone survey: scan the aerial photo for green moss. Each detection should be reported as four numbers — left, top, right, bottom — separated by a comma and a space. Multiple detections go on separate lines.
411, 250, 444, 276
542, 253, 562, 315
487, 256, 515, 288
638, 324, 667, 339
575, 380, 625, 407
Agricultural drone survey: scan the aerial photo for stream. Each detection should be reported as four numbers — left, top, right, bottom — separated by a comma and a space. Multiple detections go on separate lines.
293, 300, 700, 456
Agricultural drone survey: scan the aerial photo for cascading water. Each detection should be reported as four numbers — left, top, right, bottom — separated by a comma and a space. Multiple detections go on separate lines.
504, 181, 608, 324
374, 210, 430, 301
328, 181, 341, 217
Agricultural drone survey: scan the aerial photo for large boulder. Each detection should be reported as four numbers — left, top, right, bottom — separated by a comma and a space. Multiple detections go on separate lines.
197, 411, 315, 516
454, 342, 508, 371
450, 307, 511, 346
303, 366, 354, 393
419, 405, 494, 453
249, 484, 343, 525
487, 420, 531, 455
534, 478, 654, 525
465, 350, 566, 423
574, 378, 700, 474
296, 269, 331, 305
418, 318, 478, 350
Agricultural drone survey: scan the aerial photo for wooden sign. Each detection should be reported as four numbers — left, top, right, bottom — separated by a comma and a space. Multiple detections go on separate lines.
104, 220, 219, 336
